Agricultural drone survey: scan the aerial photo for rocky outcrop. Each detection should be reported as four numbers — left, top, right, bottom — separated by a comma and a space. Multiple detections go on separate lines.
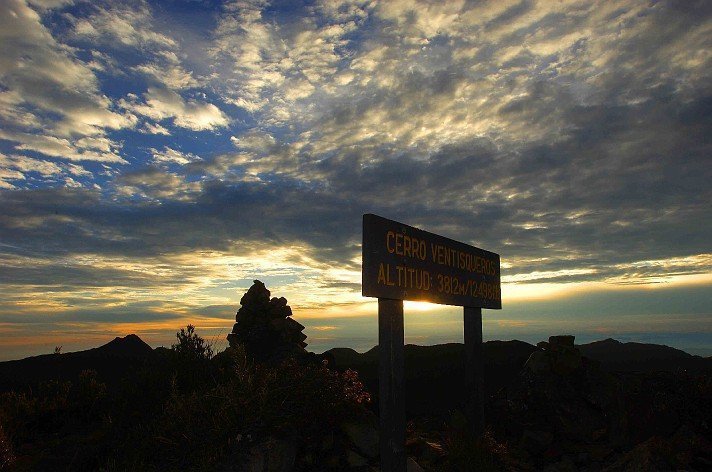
484, 334, 712, 470
491, 335, 626, 468
226, 280, 307, 363
234, 410, 385, 471
602, 424, 712, 471
525, 335, 582, 375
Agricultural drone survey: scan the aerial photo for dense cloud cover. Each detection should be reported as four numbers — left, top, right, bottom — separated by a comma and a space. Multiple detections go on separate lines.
0, 0, 710, 358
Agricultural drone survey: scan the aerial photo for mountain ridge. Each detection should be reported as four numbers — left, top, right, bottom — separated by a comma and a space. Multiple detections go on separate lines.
325, 338, 710, 371
2, 334, 709, 395
0, 334, 157, 392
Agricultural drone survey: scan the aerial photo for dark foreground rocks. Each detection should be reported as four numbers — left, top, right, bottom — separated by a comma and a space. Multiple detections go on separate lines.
488, 335, 712, 471
234, 411, 383, 472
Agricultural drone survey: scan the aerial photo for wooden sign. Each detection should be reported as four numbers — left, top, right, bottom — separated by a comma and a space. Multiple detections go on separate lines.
363, 214, 501, 471
362, 213, 501, 309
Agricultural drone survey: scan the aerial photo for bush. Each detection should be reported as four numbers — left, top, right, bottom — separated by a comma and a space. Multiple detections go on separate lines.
433, 413, 512, 471
0, 372, 113, 471
172, 324, 214, 361
0, 325, 372, 471
0, 422, 14, 471
133, 353, 371, 470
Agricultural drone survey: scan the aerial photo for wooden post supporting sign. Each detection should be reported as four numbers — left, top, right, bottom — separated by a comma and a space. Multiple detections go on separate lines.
378, 298, 406, 471
464, 306, 484, 435
362, 214, 501, 472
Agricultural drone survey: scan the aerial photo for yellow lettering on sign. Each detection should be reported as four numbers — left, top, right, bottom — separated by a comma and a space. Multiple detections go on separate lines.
387, 264, 396, 286
415, 237, 426, 260
378, 263, 386, 285
388, 230, 427, 260
386, 231, 395, 253
396, 266, 432, 290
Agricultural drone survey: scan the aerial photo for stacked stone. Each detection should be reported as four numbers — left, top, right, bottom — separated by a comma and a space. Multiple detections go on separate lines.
227, 280, 308, 362
525, 335, 583, 375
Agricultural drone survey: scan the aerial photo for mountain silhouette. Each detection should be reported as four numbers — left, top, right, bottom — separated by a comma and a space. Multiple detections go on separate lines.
324, 339, 711, 417
2, 335, 709, 397
577, 338, 711, 372
80, 333, 154, 357
325, 341, 537, 416
0, 334, 155, 392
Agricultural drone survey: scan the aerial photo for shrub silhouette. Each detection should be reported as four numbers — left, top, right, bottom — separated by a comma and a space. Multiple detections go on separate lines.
147, 354, 370, 469
0, 323, 371, 471
0, 422, 14, 471
434, 416, 511, 471
172, 324, 214, 361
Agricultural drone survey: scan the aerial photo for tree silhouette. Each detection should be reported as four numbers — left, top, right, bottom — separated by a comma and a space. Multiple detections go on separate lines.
172, 324, 214, 360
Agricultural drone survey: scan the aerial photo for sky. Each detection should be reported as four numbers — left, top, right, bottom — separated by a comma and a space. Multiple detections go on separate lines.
0, 0, 710, 361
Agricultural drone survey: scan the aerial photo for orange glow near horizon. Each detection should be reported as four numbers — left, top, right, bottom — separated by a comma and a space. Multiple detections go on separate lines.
1, 250, 711, 361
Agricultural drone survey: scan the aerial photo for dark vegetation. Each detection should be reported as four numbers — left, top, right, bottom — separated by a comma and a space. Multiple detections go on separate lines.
0, 281, 710, 471
325, 337, 712, 470
0, 282, 375, 471
0, 333, 373, 471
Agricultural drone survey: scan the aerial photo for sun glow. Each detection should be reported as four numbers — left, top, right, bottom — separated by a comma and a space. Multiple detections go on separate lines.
404, 300, 443, 312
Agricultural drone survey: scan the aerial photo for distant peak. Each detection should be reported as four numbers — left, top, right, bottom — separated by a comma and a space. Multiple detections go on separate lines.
108, 334, 144, 344
98, 334, 153, 356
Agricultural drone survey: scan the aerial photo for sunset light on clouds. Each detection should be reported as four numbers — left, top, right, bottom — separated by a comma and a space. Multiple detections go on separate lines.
0, 0, 710, 360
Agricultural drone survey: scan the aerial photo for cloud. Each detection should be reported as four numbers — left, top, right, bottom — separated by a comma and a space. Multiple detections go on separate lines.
375, 0, 466, 41
26, 0, 74, 10
115, 167, 201, 200
1, 0, 711, 356
0, 169, 25, 189
67, 1, 176, 49
150, 147, 201, 166
0, 0, 135, 169
0, 1, 135, 137
134, 51, 200, 90
312, 326, 339, 331
0, 152, 63, 173
208, 0, 368, 120
121, 88, 229, 131
3, 0, 710, 272
0, 152, 97, 190
139, 122, 171, 135
0, 130, 126, 163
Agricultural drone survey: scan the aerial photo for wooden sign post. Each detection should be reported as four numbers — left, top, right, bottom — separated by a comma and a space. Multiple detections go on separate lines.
378, 298, 406, 470
464, 306, 484, 435
362, 214, 501, 471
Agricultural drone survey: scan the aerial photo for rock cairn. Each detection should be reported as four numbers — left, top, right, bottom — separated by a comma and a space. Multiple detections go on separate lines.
525, 334, 582, 375
227, 280, 307, 362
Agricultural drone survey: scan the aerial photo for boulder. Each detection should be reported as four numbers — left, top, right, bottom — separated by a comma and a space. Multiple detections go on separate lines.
342, 416, 379, 459
346, 450, 369, 467
407, 457, 425, 472
549, 335, 575, 349
246, 437, 296, 472
524, 335, 581, 376
405, 437, 445, 464
525, 350, 552, 374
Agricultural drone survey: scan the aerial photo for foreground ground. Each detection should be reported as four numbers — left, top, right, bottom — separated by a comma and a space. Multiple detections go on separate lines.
1, 329, 710, 471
